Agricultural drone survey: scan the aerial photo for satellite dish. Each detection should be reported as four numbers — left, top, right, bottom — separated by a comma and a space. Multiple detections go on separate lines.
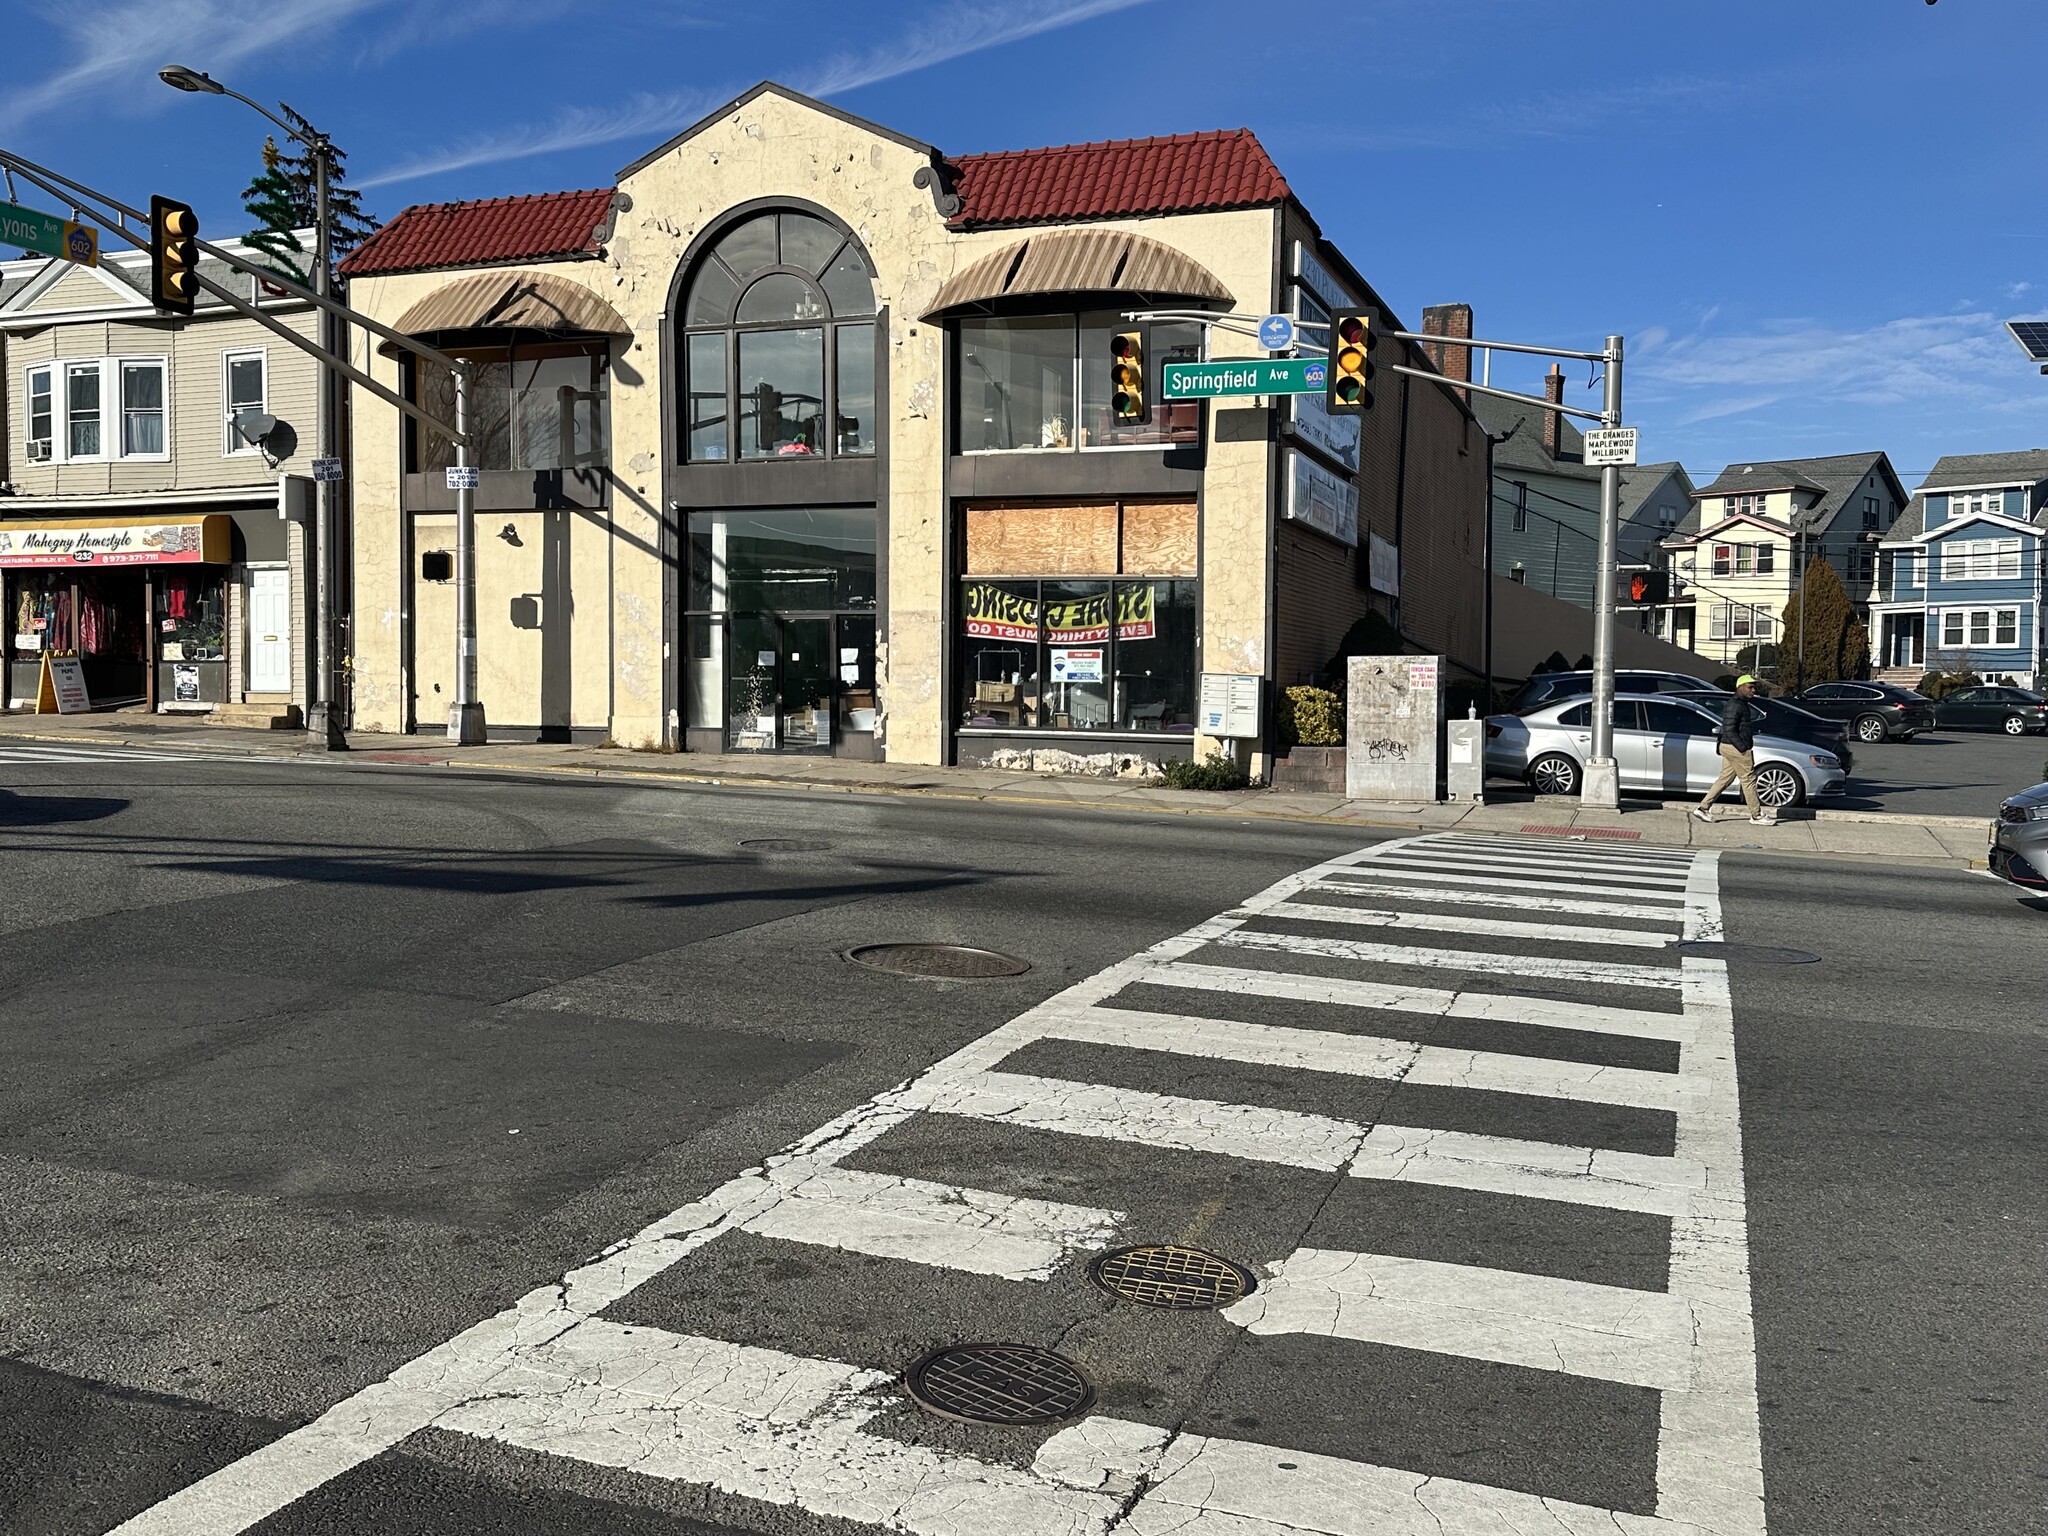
233, 410, 279, 449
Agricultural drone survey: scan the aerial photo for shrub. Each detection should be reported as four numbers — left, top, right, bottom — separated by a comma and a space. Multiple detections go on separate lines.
1158, 753, 1251, 791
1916, 670, 1944, 698
1278, 685, 1344, 747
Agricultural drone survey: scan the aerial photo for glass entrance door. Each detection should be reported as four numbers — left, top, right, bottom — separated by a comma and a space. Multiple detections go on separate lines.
723, 613, 836, 753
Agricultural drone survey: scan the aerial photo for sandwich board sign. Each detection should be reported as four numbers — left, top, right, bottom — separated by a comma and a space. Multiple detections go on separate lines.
36, 653, 90, 714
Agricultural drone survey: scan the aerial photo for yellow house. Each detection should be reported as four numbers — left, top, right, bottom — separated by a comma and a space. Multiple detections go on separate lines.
338, 84, 1488, 772
1661, 453, 1904, 667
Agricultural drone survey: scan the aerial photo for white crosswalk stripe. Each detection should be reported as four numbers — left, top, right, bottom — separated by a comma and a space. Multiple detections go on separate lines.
115, 830, 1764, 1536
0, 743, 215, 762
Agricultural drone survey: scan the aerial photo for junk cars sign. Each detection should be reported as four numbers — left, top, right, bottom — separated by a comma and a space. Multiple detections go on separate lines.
0, 518, 227, 568
962, 583, 1156, 643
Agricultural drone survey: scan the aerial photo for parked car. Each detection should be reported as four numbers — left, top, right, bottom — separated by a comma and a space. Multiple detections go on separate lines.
1485, 693, 1848, 807
1988, 780, 2048, 891
1668, 689, 1854, 773
1509, 669, 1722, 714
1932, 685, 2048, 736
1786, 681, 1936, 743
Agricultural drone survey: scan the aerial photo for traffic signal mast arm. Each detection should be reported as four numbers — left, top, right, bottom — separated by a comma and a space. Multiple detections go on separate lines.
0, 145, 471, 447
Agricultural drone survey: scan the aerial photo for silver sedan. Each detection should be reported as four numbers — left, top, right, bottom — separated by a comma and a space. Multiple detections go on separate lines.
1486, 693, 1849, 808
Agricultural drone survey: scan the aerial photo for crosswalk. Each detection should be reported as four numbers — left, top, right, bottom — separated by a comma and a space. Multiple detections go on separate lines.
0, 742, 214, 763
114, 831, 1764, 1536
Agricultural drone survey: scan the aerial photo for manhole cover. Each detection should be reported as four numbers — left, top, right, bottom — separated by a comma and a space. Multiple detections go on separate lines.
1674, 941, 1821, 965
1090, 1244, 1256, 1310
904, 1343, 1093, 1425
738, 838, 832, 852
848, 943, 1031, 979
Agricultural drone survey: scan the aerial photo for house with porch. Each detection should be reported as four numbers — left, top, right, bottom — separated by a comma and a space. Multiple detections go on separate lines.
1870, 450, 2048, 686
1661, 451, 1907, 668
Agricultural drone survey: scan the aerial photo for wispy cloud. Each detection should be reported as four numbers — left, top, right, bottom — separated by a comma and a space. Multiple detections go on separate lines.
1635, 310, 2024, 428
358, 0, 1155, 188
1, 0, 398, 136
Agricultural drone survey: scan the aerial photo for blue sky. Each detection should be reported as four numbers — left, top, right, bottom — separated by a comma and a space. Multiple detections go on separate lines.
4, 0, 2043, 483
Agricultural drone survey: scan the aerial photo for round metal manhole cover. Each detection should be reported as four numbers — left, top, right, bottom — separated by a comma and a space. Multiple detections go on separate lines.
848, 943, 1031, 979
1090, 1244, 1256, 1310
737, 838, 833, 852
904, 1343, 1094, 1426
1674, 941, 1821, 965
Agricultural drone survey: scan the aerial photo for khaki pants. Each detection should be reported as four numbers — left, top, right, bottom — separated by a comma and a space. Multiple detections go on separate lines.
1701, 743, 1764, 816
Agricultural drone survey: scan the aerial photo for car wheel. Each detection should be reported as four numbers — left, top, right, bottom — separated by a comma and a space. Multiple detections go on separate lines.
1854, 714, 1888, 743
2003, 714, 2029, 736
1754, 764, 1804, 809
1528, 754, 1580, 796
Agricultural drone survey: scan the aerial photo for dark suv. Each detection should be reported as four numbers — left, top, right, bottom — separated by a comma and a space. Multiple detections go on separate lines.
1933, 686, 2048, 736
1510, 669, 1721, 714
1787, 681, 1935, 743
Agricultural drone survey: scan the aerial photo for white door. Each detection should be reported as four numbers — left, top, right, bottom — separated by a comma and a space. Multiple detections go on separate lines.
247, 568, 291, 694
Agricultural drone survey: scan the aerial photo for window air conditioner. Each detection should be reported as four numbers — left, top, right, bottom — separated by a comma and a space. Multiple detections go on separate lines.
26, 441, 51, 462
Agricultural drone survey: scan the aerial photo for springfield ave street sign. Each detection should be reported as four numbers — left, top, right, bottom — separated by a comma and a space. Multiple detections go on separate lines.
1582, 427, 1639, 467
0, 201, 98, 267
1163, 358, 1326, 400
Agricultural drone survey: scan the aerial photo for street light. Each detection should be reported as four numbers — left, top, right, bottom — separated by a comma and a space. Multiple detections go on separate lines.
158, 64, 346, 752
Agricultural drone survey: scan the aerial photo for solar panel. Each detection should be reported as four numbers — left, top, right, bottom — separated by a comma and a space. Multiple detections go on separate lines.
2005, 320, 2048, 361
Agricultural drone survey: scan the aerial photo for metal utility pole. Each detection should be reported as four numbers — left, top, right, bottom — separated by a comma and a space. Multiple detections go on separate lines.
450, 365, 484, 743
1583, 334, 1625, 809
157, 66, 345, 749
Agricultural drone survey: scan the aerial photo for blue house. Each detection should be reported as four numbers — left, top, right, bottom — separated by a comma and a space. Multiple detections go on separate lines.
1871, 450, 2048, 685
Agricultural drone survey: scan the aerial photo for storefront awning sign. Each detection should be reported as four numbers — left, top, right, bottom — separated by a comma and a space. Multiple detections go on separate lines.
0, 515, 231, 568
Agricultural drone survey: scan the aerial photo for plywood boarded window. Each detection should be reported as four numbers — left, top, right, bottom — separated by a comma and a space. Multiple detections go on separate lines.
964, 500, 1195, 577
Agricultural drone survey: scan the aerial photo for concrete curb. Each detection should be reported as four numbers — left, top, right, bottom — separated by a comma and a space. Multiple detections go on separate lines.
0, 720, 1996, 871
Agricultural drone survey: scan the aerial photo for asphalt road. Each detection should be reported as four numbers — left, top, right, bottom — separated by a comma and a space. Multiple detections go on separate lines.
0, 749, 2041, 1536
1831, 726, 2048, 816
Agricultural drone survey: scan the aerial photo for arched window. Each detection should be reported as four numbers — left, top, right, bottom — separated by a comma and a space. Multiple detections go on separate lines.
679, 210, 876, 463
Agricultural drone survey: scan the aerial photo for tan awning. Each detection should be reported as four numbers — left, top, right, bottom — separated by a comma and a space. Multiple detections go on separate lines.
922, 229, 1233, 318
388, 270, 631, 338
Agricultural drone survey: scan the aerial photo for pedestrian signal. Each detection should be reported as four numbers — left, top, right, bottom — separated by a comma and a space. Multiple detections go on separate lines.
1627, 570, 1670, 605
1328, 310, 1375, 414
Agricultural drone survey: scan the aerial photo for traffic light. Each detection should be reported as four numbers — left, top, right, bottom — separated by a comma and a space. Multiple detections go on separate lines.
1626, 569, 1670, 605
1328, 310, 1376, 414
1110, 331, 1145, 421
150, 195, 199, 316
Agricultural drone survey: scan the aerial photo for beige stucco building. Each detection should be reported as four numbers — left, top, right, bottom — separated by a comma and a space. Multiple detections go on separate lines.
339, 85, 1488, 772
1, 237, 319, 719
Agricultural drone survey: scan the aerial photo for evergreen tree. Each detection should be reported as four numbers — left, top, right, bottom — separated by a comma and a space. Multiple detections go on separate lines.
241, 130, 378, 283
242, 137, 309, 284
1779, 558, 1869, 689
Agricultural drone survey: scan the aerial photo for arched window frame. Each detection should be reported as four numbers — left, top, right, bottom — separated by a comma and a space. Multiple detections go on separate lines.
677, 207, 877, 464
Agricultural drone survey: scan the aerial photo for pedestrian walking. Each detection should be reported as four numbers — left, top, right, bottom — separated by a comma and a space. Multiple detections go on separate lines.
1692, 674, 1777, 825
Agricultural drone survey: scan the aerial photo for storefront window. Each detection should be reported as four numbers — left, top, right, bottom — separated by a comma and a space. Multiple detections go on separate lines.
688, 508, 877, 613
677, 210, 876, 465
960, 317, 1076, 452
412, 344, 610, 473
958, 576, 1198, 733
156, 571, 225, 660
956, 316, 1205, 453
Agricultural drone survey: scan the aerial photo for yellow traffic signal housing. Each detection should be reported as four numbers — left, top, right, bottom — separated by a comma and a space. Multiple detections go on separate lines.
1328, 309, 1376, 414
150, 195, 199, 316
1110, 331, 1145, 421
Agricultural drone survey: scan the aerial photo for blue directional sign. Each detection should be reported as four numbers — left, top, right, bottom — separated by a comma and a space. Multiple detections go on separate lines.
1258, 313, 1296, 352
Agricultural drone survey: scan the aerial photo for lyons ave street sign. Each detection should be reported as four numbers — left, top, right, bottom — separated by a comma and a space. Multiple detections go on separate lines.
0, 201, 99, 267
1163, 358, 1327, 400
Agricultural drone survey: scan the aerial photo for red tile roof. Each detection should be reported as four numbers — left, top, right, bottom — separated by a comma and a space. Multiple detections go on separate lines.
338, 187, 616, 278
335, 129, 1292, 278
945, 129, 1291, 229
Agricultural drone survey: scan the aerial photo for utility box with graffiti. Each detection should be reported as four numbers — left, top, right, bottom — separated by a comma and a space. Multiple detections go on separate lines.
1345, 654, 1443, 801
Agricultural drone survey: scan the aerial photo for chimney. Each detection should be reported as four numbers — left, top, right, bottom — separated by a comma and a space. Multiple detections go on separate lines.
1542, 363, 1565, 460
1420, 303, 1473, 401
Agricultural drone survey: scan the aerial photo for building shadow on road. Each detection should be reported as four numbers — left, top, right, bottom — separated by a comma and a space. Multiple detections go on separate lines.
0, 790, 130, 827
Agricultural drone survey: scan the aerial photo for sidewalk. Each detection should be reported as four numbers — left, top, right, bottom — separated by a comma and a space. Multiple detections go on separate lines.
0, 709, 1993, 869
